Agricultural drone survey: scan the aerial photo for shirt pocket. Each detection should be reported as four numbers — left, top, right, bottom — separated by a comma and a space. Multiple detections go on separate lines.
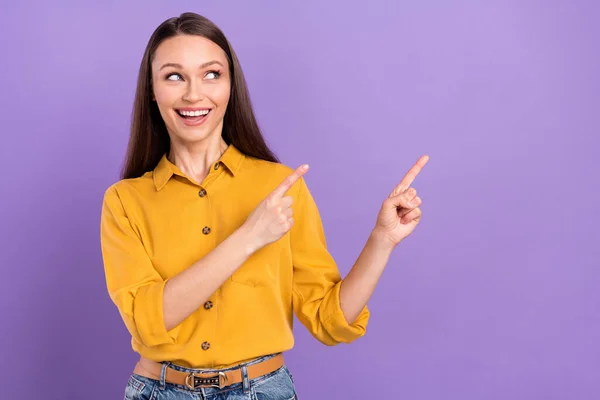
230, 241, 284, 287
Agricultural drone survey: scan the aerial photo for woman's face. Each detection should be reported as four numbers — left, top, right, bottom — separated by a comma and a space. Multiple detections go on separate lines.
151, 34, 231, 145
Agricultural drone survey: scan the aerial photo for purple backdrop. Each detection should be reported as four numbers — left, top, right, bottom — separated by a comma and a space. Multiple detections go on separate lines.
1, 1, 599, 399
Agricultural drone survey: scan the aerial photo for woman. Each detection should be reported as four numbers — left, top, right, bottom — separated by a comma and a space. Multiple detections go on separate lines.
100, 12, 428, 400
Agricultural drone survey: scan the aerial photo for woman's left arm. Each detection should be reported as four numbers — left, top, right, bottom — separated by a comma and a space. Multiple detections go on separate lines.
340, 155, 429, 323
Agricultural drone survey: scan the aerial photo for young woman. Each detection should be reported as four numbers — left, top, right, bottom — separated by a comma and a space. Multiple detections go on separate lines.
100, 12, 428, 400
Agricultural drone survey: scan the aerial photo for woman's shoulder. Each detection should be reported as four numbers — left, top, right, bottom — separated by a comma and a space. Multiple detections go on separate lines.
102, 172, 154, 202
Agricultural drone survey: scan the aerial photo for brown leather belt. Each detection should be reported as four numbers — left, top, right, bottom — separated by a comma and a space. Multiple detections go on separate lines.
133, 354, 284, 390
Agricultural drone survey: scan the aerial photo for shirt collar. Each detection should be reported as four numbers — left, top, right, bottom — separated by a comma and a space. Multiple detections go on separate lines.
153, 144, 244, 191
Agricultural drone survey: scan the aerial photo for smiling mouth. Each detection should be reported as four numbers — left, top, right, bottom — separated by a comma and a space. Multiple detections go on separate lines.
176, 109, 211, 118
175, 108, 212, 126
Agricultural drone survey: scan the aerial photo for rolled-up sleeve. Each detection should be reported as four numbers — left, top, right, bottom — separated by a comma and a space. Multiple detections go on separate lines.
100, 186, 180, 347
290, 178, 370, 345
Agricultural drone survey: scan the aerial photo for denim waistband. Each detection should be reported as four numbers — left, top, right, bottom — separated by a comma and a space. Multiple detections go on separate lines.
128, 352, 294, 398
161, 352, 280, 374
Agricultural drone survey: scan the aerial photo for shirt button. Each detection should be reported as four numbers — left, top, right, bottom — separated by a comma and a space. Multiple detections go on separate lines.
214, 162, 221, 170
198, 189, 207, 197
202, 341, 211, 350
204, 301, 213, 310
202, 226, 211, 235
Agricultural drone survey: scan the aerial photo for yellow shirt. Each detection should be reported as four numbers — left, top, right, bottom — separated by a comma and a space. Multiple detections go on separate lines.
100, 144, 369, 368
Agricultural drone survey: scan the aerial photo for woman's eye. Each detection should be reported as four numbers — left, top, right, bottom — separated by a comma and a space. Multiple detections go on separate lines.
166, 73, 182, 81
205, 71, 221, 80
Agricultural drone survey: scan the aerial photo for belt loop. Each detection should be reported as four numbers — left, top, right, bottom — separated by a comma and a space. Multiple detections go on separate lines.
159, 362, 169, 390
241, 365, 250, 393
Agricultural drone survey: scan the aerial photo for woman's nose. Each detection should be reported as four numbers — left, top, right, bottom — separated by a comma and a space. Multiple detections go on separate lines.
182, 81, 204, 103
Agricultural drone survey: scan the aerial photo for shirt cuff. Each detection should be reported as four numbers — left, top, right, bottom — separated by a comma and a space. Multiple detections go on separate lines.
322, 282, 370, 344
133, 280, 179, 347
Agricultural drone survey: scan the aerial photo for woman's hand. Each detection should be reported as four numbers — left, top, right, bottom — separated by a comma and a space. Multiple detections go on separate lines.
240, 164, 309, 254
373, 155, 429, 247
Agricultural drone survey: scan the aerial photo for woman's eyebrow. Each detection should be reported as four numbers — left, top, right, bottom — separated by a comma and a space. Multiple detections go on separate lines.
159, 61, 225, 71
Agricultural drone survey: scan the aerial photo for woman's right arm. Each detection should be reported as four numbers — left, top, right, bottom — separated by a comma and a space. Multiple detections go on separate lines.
164, 165, 308, 330
101, 165, 308, 346
160, 228, 254, 331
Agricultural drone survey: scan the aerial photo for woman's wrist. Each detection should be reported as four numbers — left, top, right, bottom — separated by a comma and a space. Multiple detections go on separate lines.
233, 224, 261, 257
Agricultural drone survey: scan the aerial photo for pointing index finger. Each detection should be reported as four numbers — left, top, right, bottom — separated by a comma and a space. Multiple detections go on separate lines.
271, 164, 309, 199
393, 155, 429, 195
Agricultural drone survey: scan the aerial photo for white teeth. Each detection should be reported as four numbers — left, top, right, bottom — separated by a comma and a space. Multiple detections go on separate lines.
178, 110, 210, 117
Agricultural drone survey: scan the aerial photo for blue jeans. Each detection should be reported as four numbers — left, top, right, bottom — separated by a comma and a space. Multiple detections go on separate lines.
124, 354, 298, 400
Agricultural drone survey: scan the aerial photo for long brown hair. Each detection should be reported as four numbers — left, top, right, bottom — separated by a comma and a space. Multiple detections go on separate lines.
121, 12, 279, 179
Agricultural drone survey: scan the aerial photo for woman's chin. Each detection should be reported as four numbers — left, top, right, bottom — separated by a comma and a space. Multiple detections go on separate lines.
170, 127, 218, 144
